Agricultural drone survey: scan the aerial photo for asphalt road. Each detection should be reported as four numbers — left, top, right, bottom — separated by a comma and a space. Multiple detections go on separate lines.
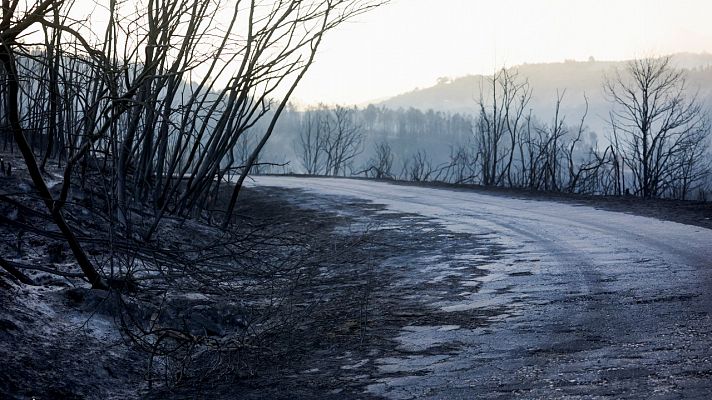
251, 176, 712, 399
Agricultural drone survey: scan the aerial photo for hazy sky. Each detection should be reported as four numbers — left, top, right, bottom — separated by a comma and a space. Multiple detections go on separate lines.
292, 0, 712, 105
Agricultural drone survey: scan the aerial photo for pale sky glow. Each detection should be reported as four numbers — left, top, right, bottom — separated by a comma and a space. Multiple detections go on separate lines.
293, 0, 712, 105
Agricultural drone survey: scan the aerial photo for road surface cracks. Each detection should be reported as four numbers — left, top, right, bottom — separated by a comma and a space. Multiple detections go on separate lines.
251, 177, 712, 399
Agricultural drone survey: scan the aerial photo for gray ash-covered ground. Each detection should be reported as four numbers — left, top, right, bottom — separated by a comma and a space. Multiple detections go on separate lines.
247, 176, 712, 399
205, 188, 508, 400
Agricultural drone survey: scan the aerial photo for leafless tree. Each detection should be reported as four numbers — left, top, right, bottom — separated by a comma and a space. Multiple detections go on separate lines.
1, 0, 109, 288
296, 104, 364, 176
323, 105, 364, 176
441, 144, 479, 184
668, 126, 710, 199
402, 149, 444, 182
605, 56, 710, 198
536, 90, 569, 191
359, 141, 394, 179
474, 68, 531, 186
559, 94, 611, 194
1, 0, 386, 283
297, 106, 330, 174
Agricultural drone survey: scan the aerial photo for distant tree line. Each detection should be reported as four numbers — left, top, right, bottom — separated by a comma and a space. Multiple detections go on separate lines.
290, 57, 710, 200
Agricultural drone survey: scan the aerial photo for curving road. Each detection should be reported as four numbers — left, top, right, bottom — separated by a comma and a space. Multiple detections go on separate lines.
251, 176, 712, 399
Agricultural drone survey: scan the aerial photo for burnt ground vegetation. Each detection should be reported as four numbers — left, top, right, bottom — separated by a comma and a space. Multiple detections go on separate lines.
0, 150, 500, 399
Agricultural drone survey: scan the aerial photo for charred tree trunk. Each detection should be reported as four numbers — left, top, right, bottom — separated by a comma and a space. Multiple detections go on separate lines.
0, 43, 106, 289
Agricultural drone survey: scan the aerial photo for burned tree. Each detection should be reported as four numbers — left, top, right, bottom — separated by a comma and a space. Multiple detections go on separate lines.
0, 0, 386, 283
605, 56, 710, 198
297, 106, 331, 175
296, 105, 364, 176
474, 68, 531, 187
1, 0, 388, 391
361, 141, 394, 179
323, 106, 364, 176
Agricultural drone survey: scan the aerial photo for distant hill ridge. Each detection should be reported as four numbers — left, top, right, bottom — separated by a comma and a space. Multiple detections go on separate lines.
378, 53, 712, 136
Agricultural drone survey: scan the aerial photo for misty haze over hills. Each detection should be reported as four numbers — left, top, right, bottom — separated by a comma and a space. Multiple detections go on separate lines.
263, 53, 712, 175
379, 52, 712, 137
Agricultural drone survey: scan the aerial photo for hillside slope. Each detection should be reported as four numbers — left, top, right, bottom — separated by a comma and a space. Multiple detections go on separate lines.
380, 53, 712, 136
